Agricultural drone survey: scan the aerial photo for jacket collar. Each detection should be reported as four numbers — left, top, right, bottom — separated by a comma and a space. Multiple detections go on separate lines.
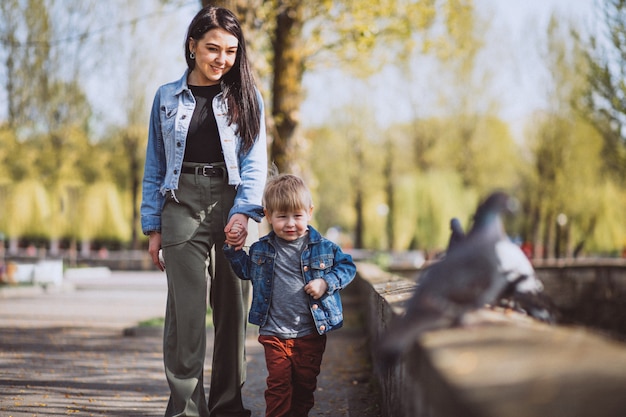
173, 70, 191, 97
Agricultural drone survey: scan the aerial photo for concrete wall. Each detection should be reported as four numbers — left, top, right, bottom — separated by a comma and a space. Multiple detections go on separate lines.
357, 261, 626, 417
533, 259, 626, 339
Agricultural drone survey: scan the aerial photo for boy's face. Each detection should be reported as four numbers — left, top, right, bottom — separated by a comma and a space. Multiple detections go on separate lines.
265, 207, 313, 241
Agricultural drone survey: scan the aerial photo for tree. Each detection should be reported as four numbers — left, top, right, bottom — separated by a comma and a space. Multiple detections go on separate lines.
0, 0, 121, 251
0, 0, 102, 133
201, 0, 476, 174
582, 0, 626, 182
520, 15, 625, 258
304, 104, 384, 249
198, 0, 479, 251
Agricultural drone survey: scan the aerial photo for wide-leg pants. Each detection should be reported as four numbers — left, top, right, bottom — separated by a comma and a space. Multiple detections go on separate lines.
160, 163, 251, 417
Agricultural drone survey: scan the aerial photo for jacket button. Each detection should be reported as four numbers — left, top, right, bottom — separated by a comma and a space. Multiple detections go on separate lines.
319, 325, 326, 332
173, 169, 178, 174
181, 114, 186, 119
312, 304, 318, 310
303, 266, 309, 272
320, 262, 325, 268
177, 142, 182, 147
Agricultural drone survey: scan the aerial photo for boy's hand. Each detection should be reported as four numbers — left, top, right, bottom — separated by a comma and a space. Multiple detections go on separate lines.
304, 278, 328, 300
225, 222, 243, 245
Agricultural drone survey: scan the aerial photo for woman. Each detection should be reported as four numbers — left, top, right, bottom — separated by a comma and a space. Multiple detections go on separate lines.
140, 6, 267, 417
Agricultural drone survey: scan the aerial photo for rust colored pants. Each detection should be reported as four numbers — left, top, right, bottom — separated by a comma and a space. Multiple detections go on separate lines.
258, 333, 327, 417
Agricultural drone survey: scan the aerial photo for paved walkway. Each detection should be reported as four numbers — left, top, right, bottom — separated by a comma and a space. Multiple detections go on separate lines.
0, 270, 380, 417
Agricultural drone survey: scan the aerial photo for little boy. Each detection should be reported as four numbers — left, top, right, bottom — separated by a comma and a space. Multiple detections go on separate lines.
224, 173, 356, 417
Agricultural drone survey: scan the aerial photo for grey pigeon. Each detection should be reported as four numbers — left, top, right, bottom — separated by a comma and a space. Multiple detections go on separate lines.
449, 208, 553, 323
378, 191, 521, 366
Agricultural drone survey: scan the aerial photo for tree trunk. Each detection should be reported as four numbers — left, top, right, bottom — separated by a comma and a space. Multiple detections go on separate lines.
353, 143, 365, 249
204, 0, 261, 35
383, 137, 394, 250
270, 1, 304, 173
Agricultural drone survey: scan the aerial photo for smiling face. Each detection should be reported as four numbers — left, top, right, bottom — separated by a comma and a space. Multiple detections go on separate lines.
188, 28, 238, 86
265, 207, 313, 242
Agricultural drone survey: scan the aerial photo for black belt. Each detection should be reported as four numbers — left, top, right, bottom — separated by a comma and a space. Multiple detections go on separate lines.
181, 165, 224, 177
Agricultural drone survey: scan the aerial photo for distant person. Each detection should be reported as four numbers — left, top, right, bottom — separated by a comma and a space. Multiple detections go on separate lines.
140, 5, 267, 417
224, 174, 356, 417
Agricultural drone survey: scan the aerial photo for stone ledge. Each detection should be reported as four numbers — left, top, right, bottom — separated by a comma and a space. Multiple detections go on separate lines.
356, 262, 626, 417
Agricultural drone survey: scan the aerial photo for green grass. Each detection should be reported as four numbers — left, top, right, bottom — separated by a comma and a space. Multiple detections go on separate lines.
138, 308, 213, 328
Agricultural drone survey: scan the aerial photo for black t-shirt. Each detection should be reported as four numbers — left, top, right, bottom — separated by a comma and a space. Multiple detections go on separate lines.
184, 84, 224, 163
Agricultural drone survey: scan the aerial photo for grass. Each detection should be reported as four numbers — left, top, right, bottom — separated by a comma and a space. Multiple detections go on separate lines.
138, 308, 213, 328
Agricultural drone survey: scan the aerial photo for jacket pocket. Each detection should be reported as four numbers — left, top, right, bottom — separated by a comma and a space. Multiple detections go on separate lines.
160, 104, 177, 137
250, 252, 271, 281
308, 254, 334, 279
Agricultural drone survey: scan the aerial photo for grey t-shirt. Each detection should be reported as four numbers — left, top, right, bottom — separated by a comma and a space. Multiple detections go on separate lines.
260, 233, 315, 338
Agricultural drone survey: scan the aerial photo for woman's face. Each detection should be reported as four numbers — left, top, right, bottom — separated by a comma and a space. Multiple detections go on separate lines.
188, 28, 238, 86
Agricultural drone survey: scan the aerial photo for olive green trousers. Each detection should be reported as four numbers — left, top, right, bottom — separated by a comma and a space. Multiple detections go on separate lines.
161, 164, 251, 417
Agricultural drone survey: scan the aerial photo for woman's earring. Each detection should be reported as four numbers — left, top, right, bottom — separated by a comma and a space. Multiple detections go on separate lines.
190, 51, 195, 59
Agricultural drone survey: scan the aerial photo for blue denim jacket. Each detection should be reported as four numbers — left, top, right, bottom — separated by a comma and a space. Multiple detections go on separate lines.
223, 226, 357, 335
140, 71, 267, 235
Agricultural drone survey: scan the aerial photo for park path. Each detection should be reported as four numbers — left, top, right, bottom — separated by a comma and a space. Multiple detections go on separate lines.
0, 270, 379, 416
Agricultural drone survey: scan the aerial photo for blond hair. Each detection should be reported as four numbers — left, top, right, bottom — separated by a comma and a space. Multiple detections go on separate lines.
263, 174, 313, 215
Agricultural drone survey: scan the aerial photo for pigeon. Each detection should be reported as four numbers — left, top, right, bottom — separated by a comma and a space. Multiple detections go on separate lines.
378, 191, 519, 367
448, 208, 553, 323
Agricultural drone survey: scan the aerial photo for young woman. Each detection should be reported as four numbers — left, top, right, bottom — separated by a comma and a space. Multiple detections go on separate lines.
140, 6, 267, 417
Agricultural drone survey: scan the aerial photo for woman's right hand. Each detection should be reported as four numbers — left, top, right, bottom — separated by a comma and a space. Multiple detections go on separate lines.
148, 232, 164, 271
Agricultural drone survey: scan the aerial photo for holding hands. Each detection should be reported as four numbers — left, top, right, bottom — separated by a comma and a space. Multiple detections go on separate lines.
225, 214, 249, 250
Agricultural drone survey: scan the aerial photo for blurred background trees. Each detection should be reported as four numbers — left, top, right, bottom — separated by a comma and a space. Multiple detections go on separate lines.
0, 0, 624, 259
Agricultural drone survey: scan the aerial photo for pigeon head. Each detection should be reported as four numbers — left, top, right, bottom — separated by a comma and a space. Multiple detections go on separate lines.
471, 191, 519, 232
474, 191, 516, 218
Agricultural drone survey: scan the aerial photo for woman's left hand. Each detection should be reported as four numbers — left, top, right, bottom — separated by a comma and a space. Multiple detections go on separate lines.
225, 214, 249, 250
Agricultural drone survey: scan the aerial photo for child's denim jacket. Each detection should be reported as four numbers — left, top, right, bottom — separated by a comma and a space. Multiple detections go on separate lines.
224, 226, 356, 335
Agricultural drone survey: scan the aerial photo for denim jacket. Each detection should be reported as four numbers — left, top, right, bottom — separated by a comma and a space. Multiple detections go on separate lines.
140, 71, 267, 235
223, 226, 357, 335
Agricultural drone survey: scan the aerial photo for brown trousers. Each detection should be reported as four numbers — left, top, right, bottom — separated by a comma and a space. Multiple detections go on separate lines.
258, 333, 327, 417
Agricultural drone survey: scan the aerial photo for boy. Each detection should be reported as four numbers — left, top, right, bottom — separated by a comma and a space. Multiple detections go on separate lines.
224, 174, 356, 417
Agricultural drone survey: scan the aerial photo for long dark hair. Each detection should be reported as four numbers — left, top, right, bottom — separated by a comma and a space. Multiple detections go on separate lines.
185, 6, 261, 153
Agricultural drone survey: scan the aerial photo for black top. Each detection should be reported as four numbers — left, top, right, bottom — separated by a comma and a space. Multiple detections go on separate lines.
184, 84, 224, 163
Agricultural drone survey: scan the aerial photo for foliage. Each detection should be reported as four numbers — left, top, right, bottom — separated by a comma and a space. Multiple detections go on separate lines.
581, 0, 626, 182
205, 0, 478, 173
0, 0, 139, 247
305, 108, 524, 251
394, 170, 477, 252
1, 180, 50, 239
517, 14, 626, 258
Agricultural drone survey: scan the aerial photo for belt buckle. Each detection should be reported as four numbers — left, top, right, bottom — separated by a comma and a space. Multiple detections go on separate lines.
201, 165, 215, 176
